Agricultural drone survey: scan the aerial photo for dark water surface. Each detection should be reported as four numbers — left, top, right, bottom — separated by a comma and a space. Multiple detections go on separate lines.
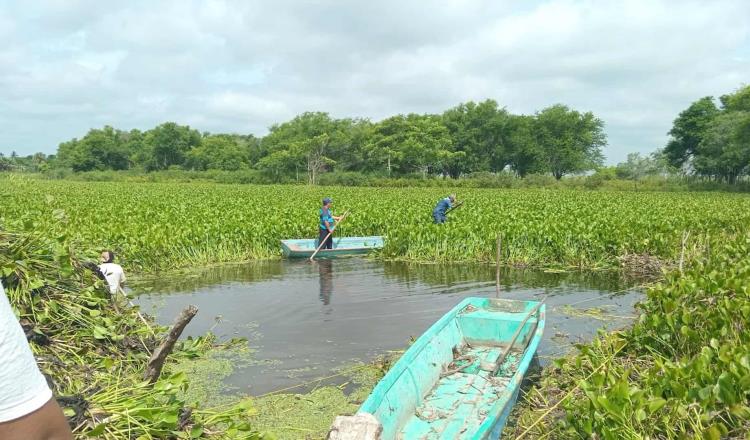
134, 259, 642, 396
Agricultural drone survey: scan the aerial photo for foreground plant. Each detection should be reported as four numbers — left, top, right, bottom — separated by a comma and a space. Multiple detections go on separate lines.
0, 226, 262, 439
507, 234, 750, 439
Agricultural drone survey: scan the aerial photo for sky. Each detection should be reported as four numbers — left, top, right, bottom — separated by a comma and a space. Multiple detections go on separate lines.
0, 0, 748, 164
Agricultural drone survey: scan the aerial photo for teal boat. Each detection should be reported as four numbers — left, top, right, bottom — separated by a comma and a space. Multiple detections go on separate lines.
357, 297, 545, 439
280, 236, 384, 258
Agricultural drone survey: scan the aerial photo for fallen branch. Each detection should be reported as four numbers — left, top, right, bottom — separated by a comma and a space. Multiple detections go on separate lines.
143, 305, 198, 383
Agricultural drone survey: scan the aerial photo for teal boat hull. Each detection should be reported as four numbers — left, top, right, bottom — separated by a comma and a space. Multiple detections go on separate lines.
280, 236, 384, 259
358, 297, 545, 439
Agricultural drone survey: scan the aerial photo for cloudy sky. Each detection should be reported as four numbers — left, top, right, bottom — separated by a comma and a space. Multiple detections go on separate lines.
1, 0, 748, 163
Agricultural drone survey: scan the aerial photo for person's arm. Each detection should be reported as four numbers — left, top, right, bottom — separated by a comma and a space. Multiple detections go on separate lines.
0, 282, 72, 440
0, 399, 73, 440
324, 220, 333, 232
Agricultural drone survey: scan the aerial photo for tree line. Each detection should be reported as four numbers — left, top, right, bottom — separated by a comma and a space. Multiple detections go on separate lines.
2, 101, 607, 184
3, 84, 747, 184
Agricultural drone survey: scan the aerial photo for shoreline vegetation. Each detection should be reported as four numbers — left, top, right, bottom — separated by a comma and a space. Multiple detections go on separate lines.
0, 226, 263, 439
505, 233, 750, 439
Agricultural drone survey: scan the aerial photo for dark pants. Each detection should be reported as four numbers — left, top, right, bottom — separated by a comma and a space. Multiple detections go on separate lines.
318, 229, 333, 249
433, 212, 446, 224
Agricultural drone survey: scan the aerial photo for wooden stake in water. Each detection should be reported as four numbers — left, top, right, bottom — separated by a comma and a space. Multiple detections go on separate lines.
496, 235, 502, 298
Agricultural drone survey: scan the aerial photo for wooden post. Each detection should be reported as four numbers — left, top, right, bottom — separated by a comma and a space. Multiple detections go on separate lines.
495, 235, 502, 298
144, 305, 198, 383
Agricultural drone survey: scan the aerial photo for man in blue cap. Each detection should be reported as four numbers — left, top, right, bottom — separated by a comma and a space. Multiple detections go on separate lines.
432, 194, 457, 224
319, 197, 343, 249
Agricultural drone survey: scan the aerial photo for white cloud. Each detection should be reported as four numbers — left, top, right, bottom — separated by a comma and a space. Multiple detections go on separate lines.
0, 0, 748, 163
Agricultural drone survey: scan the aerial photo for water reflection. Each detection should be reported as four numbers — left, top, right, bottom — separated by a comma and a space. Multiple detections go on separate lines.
381, 261, 633, 293
130, 260, 285, 293
318, 260, 333, 305
133, 258, 634, 297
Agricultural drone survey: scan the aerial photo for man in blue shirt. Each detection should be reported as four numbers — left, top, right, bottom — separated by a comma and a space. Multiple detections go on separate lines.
432, 194, 457, 224
319, 197, 342, 249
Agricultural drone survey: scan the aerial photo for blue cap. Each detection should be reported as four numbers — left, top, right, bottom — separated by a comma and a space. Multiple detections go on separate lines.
322, 197, 332, 205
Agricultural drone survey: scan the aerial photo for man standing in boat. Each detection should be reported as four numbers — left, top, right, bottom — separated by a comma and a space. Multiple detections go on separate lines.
433, 194, 458, 224
319, 198, 343, 249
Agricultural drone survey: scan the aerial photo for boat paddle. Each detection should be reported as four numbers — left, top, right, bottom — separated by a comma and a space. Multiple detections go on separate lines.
491, 297, 546, 377
309, 210, 350, 262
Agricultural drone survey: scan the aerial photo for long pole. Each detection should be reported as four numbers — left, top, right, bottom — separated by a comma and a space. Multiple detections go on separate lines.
310, 210, 350, 261
491, 298, 546, 377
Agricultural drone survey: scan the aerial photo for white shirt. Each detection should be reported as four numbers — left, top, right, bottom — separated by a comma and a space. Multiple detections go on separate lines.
99, 262, 126, 294
0, 281, 53, 422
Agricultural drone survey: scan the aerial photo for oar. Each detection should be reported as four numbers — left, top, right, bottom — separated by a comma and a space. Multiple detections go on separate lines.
309, 210, 350, 261
491, 297, 546, 377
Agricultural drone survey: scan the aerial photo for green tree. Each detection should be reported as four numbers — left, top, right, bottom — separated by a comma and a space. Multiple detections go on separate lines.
615, 152, 673, 180
533, 105, 606, 179
442, 100, 512, 176
364, 114, 454, 176
720, 84, 750, 112
142, 123, 201, 170
693, 111, 750, 183
186, 135, 251, 171
260, 112, 356, 184
506, 115, 544, 177
663, 97, 720, 168
56, 126, 130, 171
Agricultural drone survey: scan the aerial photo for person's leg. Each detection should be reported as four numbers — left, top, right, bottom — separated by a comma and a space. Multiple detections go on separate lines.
325, 232, 333, 249
0, 398, 73, 440
318, 229, 327, 248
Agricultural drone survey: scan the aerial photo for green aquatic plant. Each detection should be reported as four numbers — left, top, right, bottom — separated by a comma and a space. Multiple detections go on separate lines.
507, 233, 750, 439
3, 178, 749, 272
0, 225, 262, 439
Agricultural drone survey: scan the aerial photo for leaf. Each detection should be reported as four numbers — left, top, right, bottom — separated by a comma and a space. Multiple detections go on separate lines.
86, 424, 106, 437
648, 398, 667, 414
191, 426, 204, 438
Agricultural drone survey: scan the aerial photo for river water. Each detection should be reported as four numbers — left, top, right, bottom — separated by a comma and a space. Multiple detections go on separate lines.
134, 258, 642, 396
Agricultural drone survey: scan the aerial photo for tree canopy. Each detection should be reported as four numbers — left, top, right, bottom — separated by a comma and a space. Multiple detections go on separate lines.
664, 84, 750, 182
34, 98, 615, 182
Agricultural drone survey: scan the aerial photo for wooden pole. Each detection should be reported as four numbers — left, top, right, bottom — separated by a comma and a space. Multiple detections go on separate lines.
144, 305, 198, 383
491, 298, 545, 377
495, 235, 502, 298
310, 210, 350, 262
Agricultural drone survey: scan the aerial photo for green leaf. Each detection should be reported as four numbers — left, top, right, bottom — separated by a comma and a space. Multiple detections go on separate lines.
648, 397, 667, 414
190, 426, 204, 438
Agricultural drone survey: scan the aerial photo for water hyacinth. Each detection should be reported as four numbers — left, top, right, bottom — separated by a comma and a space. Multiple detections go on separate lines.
4, 178, 750, 272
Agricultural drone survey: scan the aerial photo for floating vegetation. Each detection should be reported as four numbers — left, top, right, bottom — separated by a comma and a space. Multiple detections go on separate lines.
558, 304, 636, 321
3, 178, 749, 271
